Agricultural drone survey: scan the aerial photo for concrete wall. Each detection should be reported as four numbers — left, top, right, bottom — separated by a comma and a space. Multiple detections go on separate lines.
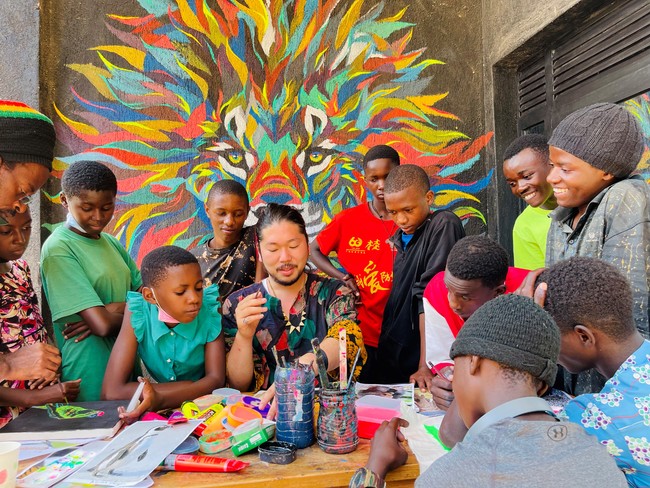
0, 0, 43, 289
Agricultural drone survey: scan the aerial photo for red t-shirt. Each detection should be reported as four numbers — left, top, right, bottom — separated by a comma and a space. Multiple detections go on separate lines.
316, 204, 397, 347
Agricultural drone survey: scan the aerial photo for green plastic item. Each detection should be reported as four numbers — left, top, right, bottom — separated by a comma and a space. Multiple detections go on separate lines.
424, 424, 451, 452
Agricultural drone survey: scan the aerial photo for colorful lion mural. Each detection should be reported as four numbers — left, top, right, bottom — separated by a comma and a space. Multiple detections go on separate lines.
55, 0, 493, 262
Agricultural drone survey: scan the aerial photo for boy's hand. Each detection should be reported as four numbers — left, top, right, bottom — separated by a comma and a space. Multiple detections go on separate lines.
118, 378, 158, 425
514, 267, 545, 298
258, 384, 277, 420
35, 379, 81, 404
235, 292, 267, 340
28, 377, 56, 390
366, 418, 410, 479
410, 365, 434, 392
4, 343, 61, 382
431, 373, 454, 410
63, 320, 92, 342
340, 274, 361, 301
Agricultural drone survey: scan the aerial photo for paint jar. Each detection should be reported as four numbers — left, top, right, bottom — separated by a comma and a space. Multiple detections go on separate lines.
317, 382, 358, 454
274, 363, 315, 449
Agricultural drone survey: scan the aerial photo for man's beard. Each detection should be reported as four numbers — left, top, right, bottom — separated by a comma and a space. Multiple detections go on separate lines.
269, 267, 304, 287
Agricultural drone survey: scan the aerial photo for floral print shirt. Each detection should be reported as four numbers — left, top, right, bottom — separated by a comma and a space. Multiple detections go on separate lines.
561, 340, 650, 486
0, 260, 48, 427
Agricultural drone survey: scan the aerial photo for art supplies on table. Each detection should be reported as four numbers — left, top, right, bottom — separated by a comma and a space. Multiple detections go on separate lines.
317, 382, 358, 454
356, 395, 401, 439
338, 327, 347, 389
275, 361, 315, 448
56, 477, 153, 488
66, 420, 198, 486
399, 403, 450, 472
414, 389, 445, 417
18, 438, 100, 462
355, 382, 415, 407
17, 440, 108, 488
258, 441, 297, 465
158, 454, 249, 472
0, 401, 124, 442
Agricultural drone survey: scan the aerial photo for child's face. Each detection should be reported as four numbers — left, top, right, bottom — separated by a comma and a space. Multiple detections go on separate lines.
444, 269, 504, 321
146, 263, 204, 323
0, 210, 32, 262
451, 355, 480, 427
384, 186, 433, 235
503, 148, 554, 208
62, 190, 116, 238
205, 193, 249, 246
558, 330, 593, 375
364, 158, 397, 203
547, 146, 614, 211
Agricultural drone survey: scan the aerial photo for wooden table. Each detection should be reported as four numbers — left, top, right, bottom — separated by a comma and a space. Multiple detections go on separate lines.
151, 439, 419, 487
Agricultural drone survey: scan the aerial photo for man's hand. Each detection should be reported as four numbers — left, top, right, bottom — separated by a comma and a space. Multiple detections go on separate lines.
3, 343, 61, 382
341, 274, 361, 301
235, 292, 267, 340
63, 320, 92, 342
36, 379, 82, 404
366, 418, 410, 479
431, 373, 454, 410
118, 378, 158, 425
409, 365, 434, 392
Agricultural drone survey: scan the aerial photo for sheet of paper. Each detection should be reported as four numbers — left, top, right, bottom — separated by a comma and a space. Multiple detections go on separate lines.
355, 382, 414, 407
400, 403, 449, 473
67, 420, 198, 486
18, 438, 102, 461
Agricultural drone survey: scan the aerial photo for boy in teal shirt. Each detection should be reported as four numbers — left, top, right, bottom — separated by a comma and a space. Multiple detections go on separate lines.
41, 161, 141, 401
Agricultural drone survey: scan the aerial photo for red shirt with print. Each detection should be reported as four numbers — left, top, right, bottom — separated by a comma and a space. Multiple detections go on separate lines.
316, 203, 396, 347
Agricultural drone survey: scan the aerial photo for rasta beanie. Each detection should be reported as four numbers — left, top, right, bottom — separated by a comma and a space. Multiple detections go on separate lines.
450, 294, 560, 387
0, 100, 55, 170
548, 102, 643, 178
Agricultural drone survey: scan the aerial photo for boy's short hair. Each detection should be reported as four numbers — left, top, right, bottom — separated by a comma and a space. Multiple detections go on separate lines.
0, 100, 55, 170
502, 134, 549, 162
61, 161, 118, 197
362, 145, 400, 169
384, 164, 430, 194
141, 245, 199, 287
540, 257, 636, 341
446, 235, 508, 288
548, 102, 643, 178
207, 179, 249, 205
450, 294, 560, 387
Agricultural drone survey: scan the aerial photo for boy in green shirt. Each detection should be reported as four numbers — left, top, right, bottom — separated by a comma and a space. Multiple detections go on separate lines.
41, 161, 141, 401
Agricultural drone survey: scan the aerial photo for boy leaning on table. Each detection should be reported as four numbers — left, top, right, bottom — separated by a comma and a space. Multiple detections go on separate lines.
349, 295, 626, 488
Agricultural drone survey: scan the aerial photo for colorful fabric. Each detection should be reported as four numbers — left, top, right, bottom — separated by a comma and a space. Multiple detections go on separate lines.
40, 226, 142, 401
315, 203, 396, 348
561, 340, 650, 486
221, 273, 364, 391
0, 260, 47, 427
512, 205, 552, 270
190, 226, 257, 312
376, 211, 464, 383
423, 267, 530, 371
128, 284, 222, 383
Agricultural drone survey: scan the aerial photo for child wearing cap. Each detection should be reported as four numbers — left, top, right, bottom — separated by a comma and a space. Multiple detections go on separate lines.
546, 103, 649, 339
351, 295, 627, 487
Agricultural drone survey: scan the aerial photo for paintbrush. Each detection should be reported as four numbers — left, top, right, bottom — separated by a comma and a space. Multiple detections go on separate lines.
347, 348, 361, 389
311, 337, 330, 389
338, 327, 347, 390
271, 346, 281, 367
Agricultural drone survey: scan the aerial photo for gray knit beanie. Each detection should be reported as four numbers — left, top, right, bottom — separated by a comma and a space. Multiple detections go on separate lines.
450, 294, 560, 387
548, 103, 643, 178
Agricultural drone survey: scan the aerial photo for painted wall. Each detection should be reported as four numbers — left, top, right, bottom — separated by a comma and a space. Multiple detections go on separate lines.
42, 0, 489, 263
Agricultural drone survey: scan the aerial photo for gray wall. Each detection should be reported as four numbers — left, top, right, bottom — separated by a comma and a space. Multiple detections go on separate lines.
0, 0, 43, 289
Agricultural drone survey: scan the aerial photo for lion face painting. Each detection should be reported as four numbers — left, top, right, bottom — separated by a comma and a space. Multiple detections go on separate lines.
55, 0, 493, 262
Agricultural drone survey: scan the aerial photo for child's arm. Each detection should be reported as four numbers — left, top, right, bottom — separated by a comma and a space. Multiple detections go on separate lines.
119, 336, 226, 422
63, 303, 126, 342
0, 379, 81, 408
310, 240, 360, 297
101, 308, 140, 401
